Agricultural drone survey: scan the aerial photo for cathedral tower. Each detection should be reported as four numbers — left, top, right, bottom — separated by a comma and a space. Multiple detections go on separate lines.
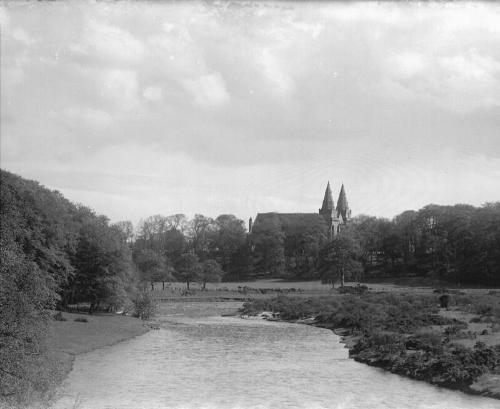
336, 183, 351, 223
319, 181, 341, 238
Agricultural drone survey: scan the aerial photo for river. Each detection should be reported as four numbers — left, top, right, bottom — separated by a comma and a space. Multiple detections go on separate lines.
50, 303, 498, 409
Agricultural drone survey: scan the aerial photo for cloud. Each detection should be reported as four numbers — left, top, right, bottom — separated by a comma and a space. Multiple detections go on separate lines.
142, 86, 163, 102
259, 48, 294, 95
69, 19, 144, 64
389, 52, 426, 79
182, 73, 229, 107
11, 28, 35, 46
99, 69, 139, 110
1, 1, 500, 223
0, 5, 10, 28
59, 107, 113, 130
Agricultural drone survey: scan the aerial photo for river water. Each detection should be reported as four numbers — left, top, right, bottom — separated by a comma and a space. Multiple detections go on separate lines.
50, 306, 498, 409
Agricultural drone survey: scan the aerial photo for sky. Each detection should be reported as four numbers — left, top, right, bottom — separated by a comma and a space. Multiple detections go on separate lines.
1, 1, 500, 227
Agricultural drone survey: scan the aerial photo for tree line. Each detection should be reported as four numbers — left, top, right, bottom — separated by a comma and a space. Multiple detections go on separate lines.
130, 213, 251, 290
0, 170, 139, 399
249, 203, 500, 287
349, 203, 500, 287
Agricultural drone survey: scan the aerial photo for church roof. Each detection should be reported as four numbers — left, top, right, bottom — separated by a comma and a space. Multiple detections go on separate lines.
252, 212, 329, 235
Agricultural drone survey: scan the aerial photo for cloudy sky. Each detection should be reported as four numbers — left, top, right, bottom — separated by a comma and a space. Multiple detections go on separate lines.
1, 1, 500, 227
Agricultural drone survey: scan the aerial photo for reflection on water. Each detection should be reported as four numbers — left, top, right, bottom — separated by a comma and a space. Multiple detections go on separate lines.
51, 308, 498, 409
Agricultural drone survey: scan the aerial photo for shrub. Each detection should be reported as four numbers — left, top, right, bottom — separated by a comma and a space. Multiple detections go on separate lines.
405, 332, 443, 352
338, 285, 368, 295
74, 317, 89, 323
439, 294, 451, 309
53, 311, 66, 321
444, 322, 468, 336
132, 291, 157, 320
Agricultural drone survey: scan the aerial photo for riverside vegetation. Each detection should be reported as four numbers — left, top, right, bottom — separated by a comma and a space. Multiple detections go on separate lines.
2, 169, 500, 406
242, 289, 500, 398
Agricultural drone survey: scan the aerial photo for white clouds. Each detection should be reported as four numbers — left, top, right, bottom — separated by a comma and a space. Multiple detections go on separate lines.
70, 19, 144, 64
389, 52, 426, 79
60, 107, 112, 130
259, 48, 294, 95
440, 52, 500, 82
142, 86, 163, 102
1, 2, 500, 223
182, 73, 229, 107
0, 5, 10, 28
11, 28, 35, 46
100, 69, 139, 110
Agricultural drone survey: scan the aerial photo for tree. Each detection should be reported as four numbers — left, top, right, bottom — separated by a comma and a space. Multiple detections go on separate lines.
165, 214, 188, 233
199, 259, 224, 290
250, 214, 286, 277
319, 233, 363, 288
213, 215, 247, 272
71, 218, 135, 313
176, 253, 200, 290
188, 214, 216, 260
134, 248, 173, 290
113, 220, 134, 244
0, 170, 139, 401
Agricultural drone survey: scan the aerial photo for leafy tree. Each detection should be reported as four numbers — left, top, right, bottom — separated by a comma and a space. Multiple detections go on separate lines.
250, 214, 286, 277
176, 253, 200, 290
188, 214, 216, 260
199, 259, 224, 290
113, 220, 134, 244
71, 218, 135, 313
134, 248, 173, 290
213, 214, 247, 272
0, 240, 57, 399
319, 233, 363, 287
165, 214, 188, 233
0, 170, 139, 402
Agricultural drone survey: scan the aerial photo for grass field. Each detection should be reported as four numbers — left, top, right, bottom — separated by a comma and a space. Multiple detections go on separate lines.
48, 312, 149, 355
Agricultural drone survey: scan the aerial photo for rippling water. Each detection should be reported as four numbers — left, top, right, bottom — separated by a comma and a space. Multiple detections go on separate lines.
51, 311, 498, 409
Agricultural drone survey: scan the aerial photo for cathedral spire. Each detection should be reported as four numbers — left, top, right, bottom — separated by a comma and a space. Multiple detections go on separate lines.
336, 183, 350, 222
319, 181, 334, 214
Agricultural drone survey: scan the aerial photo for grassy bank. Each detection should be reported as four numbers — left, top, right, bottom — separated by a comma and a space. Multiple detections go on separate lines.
241, 289, 500, 399
4, 313, 149, 409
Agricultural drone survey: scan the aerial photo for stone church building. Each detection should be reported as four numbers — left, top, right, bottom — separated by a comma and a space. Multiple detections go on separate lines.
249, 181, 351, 239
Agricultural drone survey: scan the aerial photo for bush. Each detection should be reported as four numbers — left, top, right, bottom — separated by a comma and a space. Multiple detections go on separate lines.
74, 317, 89, 323
338, 285, 368, 295
405, 332, 443, 352
53, 311, 66, 321
132, 291, 157, 320
439, 294, 451, 309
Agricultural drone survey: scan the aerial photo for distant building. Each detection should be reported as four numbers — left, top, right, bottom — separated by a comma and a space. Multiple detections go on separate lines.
249, 181, 351, 239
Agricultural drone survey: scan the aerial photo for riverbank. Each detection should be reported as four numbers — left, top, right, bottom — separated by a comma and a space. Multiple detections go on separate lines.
19, 313, 150, 409
241, 289, 500, 400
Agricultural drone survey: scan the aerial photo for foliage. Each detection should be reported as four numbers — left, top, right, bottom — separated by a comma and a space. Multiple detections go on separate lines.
132, 290, 157, 320
351, 203, 500, 286
199, 259, 224, 289
243, 292, 497, 390
176, 253, 200, 290
250, 214, 286, 277
319, 232, 363, 287
69, 218, 135, 313
133, 248, 174, 290
0, 170, 139, 404
250, 213, 328, 278
133, 213, 250, 282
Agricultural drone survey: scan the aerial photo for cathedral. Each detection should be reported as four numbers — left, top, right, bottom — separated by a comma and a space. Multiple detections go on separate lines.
249, 182, 351, 239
